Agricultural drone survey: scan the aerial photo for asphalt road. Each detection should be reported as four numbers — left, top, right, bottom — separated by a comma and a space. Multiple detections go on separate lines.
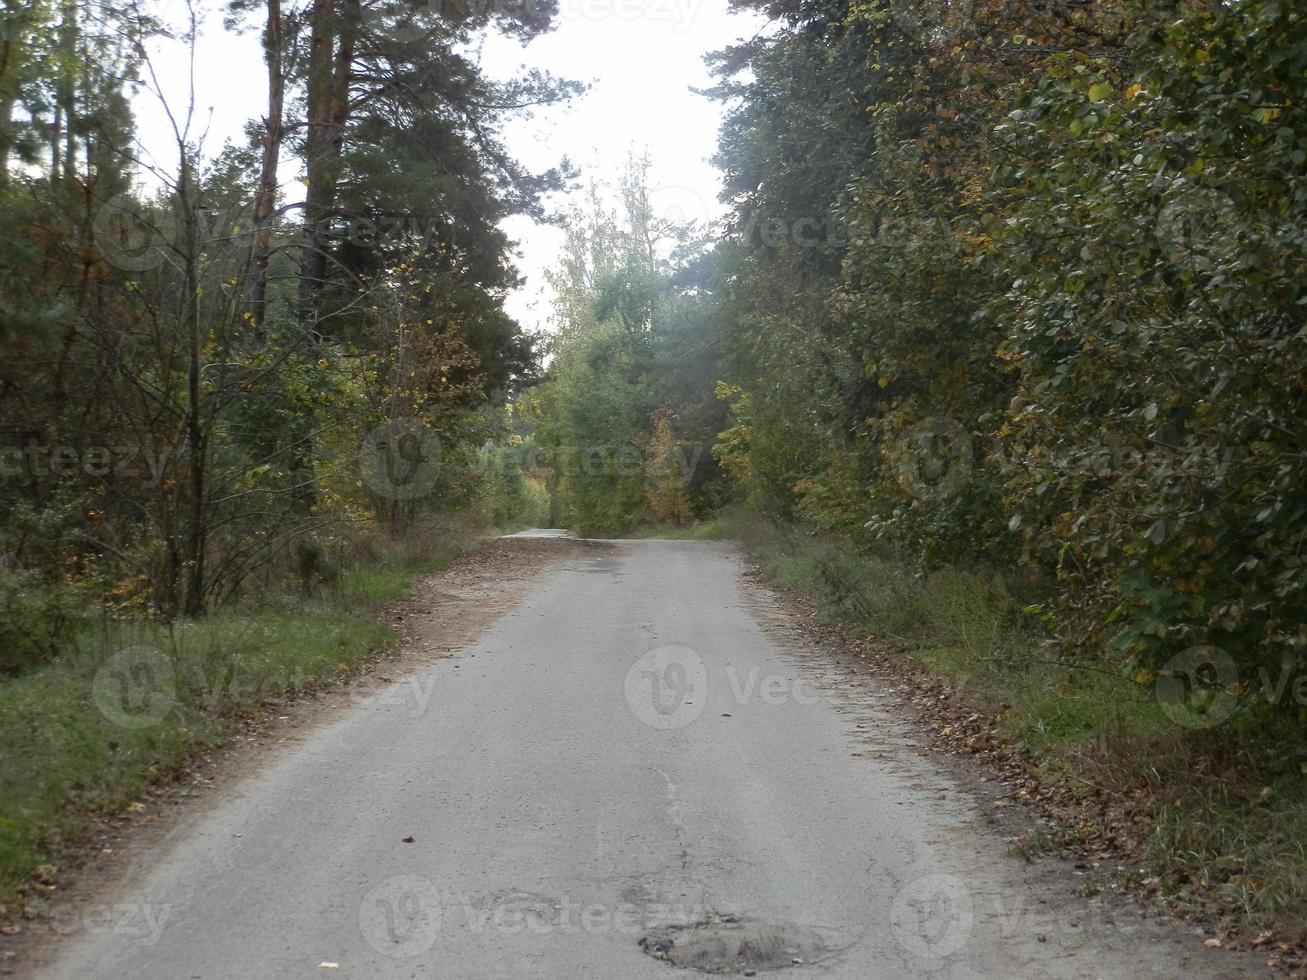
39, 538, 1262, 979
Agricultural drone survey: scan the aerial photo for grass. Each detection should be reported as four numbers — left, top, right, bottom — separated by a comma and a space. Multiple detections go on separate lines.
0, 518, 480, 909
714, 510, 1307, 942
628, 511, 745, 541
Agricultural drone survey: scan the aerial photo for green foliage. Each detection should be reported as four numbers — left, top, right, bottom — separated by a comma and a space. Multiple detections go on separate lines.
643, 411, 694, 525
991, 0, 1307, 682
708, 0, 1307, 710
532, 320, 647, 534
0, 568, 84, 675
469, 434, 551, 531
525, 158, 727, 534
0, 0, 572, 637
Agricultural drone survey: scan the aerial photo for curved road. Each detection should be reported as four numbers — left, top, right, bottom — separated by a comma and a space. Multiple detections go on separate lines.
38, 538, 1261, 978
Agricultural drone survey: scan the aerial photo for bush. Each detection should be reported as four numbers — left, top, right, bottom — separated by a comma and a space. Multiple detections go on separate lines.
0, 569, 83, 675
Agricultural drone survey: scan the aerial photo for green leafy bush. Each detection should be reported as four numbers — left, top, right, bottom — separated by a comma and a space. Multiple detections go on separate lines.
0, 569, 83, 675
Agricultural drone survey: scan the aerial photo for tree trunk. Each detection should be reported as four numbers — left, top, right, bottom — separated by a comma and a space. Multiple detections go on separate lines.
299, 0, 336, 318
178, 159, 207, 617
298, 0, 358, 320
0, 30, 17, 184
50, 103, 61, 181
251, 0, 286, 334
292, 0, 357, 516
56, 0, 77, 184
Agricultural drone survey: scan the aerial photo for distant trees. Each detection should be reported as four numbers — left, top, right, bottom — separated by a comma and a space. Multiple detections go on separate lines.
523, 159, 726, 534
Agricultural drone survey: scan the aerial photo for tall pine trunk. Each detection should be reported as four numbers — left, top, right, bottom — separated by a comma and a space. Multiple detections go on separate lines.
251, 0, 286, 334
292, 0, 357, 512
298, 0, 358, 318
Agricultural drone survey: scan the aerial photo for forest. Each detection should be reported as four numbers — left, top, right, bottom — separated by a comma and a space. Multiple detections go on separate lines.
2, 0, 1306, 953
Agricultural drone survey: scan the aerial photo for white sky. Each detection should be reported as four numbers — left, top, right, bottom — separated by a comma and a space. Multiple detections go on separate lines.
133, 0, 764, 335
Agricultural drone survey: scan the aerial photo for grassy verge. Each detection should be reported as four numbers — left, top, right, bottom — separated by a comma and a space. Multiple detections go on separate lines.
714, 512, 1307, 947
0, 519, 483, 910
627, 512, 742, 541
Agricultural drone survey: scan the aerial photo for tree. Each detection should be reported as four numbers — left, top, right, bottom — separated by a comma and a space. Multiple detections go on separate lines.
0, 0, 579, 623
526, 156, 723, 532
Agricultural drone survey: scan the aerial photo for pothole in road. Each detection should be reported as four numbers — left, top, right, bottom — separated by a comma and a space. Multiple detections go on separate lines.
639, 915, 832, 974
